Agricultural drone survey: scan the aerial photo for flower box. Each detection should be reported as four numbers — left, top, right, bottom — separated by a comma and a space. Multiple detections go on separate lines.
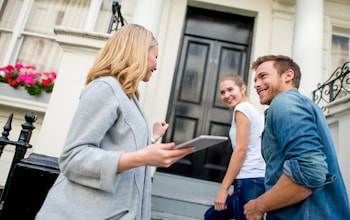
0, 63, 56, 104
0, 82, 50, 103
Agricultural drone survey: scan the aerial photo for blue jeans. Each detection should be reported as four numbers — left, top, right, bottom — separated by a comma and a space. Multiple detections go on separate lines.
204, 194, 234, 220
204, 178, 265, 220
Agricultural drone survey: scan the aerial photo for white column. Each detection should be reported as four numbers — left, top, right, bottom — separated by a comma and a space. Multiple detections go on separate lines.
292, 0, 323, 98
34, 27, 109, 157
132, 0, 164, 177
132, 0, 164, 36
132, 0, 164, 108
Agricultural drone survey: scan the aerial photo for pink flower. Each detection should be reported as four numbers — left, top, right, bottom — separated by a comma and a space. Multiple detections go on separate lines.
17, 73, 36, 86
41, 78, 53, 87
0, 63, 56, 96
7, 79, 18, 86
0, 65, 15, 73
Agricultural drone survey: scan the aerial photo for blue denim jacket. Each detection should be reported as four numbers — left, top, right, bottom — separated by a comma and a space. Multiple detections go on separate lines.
262, 89, 350, 220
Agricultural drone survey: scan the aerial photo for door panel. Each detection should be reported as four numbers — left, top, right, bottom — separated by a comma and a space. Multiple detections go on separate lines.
168, 37, 213, 143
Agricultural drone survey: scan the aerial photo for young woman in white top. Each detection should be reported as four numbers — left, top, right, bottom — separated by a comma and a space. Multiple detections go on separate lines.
206, 74, 265, 220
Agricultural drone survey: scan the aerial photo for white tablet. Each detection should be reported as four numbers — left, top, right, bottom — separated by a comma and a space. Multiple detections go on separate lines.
175, 135, 228, 152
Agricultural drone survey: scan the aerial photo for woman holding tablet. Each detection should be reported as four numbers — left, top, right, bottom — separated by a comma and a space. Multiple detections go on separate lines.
205, 74, 265, 220
36, 24, 193, 220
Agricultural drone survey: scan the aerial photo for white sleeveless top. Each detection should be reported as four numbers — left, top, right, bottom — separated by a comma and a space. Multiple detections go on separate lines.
229, 102, 265, 179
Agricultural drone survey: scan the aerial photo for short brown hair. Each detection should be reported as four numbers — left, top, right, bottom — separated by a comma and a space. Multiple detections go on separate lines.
252, 55, 301, 88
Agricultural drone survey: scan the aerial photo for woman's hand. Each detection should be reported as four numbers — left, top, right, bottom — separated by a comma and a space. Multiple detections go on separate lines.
152, 121, 169, 141
117, 141, 193, 173
214, 188, 230, 211
142, 142, 193, 167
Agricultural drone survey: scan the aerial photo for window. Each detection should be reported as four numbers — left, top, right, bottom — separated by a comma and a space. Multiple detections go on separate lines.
331, 28, 350, 71
0, 0, 117, 76
330, 27, 350, 100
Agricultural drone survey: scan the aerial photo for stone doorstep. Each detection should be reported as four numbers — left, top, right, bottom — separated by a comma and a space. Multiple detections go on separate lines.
151, 172, 222, 219
151, 210, 201, 220
152, 172, 221, 206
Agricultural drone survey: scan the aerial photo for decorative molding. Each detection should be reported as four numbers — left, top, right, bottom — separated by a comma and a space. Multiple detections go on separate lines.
0, 95, 47, 113
0, 84, 49, 112
54, 26, 110, 54
274, 0, 296, 6
326, 94, 350, 116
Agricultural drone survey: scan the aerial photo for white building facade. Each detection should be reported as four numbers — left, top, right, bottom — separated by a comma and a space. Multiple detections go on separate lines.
0, 0, 349, 218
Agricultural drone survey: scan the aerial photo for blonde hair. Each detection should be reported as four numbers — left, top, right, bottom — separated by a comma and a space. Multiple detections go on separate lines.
85, 24, 158, 99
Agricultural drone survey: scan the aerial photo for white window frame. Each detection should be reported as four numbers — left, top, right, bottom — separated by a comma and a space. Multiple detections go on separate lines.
1, 0, 108, 67
0, 0, 114, 111
331, 26, 350, 70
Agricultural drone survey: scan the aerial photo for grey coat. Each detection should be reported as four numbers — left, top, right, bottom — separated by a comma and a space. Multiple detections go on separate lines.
36, 76, 152, 220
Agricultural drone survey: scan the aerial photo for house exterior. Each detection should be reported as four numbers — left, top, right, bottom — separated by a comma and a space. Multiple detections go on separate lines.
0, 0, 349, 218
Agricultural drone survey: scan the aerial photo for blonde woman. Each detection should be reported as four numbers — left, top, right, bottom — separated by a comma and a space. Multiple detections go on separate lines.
36, 24, 192, 220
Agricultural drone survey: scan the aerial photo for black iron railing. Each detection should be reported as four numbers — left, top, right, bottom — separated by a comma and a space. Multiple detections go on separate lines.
0, 112, 37, 205
107, 1, 126, 33
313, 61, 350, 113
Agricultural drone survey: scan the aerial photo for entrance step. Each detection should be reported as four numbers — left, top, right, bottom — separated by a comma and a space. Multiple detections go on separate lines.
151, 172, 221, 219
151, 210, 201, 220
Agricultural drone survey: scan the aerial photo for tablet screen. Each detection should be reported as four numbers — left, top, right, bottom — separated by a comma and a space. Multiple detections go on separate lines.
175, 135, 228, 152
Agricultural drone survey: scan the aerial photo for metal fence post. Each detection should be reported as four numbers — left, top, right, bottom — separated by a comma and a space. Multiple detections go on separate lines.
0, 112, 37, 204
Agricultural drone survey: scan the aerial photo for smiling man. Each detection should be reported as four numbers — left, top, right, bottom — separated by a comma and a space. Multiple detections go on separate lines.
243, 55, 350, 220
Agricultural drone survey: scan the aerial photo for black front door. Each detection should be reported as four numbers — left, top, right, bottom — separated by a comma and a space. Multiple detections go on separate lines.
158, 7, 254, 182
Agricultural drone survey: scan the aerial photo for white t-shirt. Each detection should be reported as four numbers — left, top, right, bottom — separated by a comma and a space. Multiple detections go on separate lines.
229, 102, 265, 179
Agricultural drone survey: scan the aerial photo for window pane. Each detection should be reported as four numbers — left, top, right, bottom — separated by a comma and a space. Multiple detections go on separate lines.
0, 0, 23, 29
332, 35, 349, 70
0, 32, 12, 64
0, 0, 23, 65
24, 0, 91, 35
331, 34, 350, 100
16, 35, 62, 72
17, 0, 91, 77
